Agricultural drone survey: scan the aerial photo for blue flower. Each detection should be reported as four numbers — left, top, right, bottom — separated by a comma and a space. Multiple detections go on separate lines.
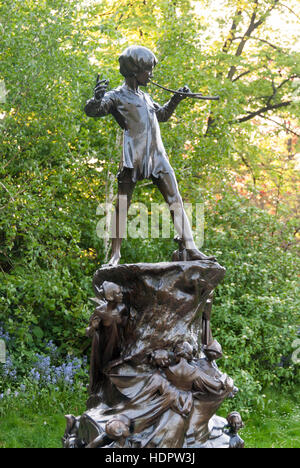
2, 355, 17, 381
0, 326, 10, 343
29, 368, 40, 382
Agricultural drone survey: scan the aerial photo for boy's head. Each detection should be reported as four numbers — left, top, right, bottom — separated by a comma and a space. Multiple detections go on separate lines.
119, 45, 158, 79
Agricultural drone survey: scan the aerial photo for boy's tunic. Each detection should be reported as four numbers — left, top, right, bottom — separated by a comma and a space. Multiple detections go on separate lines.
85, 83, 180, 182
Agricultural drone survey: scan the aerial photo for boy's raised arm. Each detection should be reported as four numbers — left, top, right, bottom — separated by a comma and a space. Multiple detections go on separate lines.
154, 86, 190, 122
84, 78, 114, 118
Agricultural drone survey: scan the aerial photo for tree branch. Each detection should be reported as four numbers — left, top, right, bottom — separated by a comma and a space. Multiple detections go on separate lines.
232, 69, 253, 82
278, 2, 300, 20
281, 225, 300, 251
222, 9, 242, 53
206, 0, 283, 135
227, 0, 280, 81
232, 72, 298, 125
239, 153, 257, 186
263, 74, 299, 106
253, 0, 280, 29
260, 115, 300, 137
234, 100, 292, 124
231, 35, 283, 51
0, 182, 15, 202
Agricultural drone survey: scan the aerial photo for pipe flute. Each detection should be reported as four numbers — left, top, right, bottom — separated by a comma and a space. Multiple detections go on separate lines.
149, 79, 219, 101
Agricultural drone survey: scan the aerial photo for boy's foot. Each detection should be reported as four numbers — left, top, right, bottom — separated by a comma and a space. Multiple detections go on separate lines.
102, 252, 121, 267
185, 248, 216, 262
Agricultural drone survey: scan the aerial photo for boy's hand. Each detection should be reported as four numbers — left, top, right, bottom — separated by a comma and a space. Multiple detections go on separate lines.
94, 77, 109, 101
176, 85, 191, 100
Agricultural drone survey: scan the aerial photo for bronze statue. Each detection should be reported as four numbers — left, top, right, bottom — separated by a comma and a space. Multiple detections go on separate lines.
86, 414, 133, 448
86, 281, 129, 398
85, 45, 215, 266
226, 412, 245, 449
61, 48, 245, 450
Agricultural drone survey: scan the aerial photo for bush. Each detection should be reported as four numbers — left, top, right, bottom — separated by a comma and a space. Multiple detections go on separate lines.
204, 194, 299, 405
0, 331, 88, 414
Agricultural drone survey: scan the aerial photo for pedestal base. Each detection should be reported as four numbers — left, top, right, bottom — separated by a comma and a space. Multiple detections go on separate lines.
63, 261, 244, 448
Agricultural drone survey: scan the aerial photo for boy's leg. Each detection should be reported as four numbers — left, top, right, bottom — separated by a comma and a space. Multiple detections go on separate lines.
107, 169, 136, 266
153, 171, 215, 261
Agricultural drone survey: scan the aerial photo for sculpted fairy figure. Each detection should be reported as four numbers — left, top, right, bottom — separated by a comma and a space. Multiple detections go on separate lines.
86, 281, 128, 397
85, 45, 215, 265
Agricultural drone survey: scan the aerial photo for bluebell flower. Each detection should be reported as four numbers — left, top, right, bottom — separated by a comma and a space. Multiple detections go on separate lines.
2, 355, 17, 381
46, 340, 59, 358
0, 326, 10, 343
29, 369, 40, 382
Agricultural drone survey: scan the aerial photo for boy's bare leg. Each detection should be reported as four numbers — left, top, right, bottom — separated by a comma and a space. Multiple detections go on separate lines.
153, 172, 216, 261
107, 171, 136, 266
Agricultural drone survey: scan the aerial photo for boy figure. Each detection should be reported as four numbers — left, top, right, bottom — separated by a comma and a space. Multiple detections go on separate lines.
85, 45, 213, 266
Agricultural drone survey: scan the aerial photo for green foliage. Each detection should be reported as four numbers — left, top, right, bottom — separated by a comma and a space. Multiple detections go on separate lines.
205, 194, 299, 401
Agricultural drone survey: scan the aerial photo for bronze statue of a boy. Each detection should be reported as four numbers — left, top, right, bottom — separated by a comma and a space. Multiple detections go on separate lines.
85, 45, 213, 265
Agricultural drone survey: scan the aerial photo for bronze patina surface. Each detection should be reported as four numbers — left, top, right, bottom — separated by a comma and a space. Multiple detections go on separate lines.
63, 260, 243, 448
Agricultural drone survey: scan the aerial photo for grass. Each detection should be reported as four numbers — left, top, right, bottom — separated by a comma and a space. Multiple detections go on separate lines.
0, 386, 299, 448
0, 411, 66, 448
0, 389, 87, 448
241, 388, 300, 448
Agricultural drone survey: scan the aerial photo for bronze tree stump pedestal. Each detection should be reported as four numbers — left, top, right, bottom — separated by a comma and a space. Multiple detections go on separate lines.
63, 261, 244, 448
